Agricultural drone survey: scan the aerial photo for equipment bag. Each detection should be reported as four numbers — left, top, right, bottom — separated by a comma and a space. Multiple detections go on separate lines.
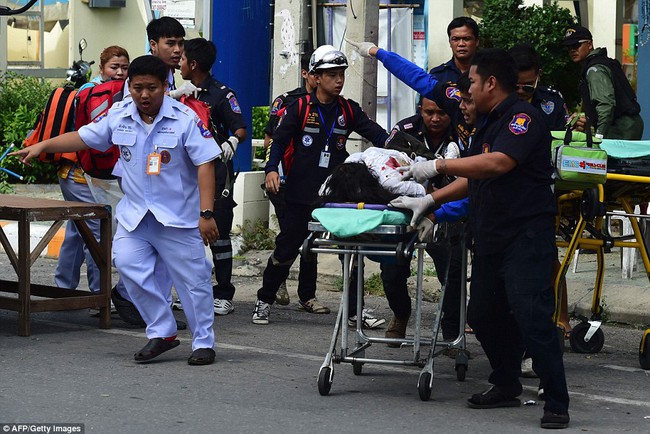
23, 86, 78, 163
74, 80, 125, 179
552, 123, 607, 190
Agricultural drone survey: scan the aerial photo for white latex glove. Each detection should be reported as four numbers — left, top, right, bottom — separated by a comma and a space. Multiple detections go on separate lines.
444, 141, 461, 160
398, 159, 439, 183
415, 218, 435, 242
220, 136, 239, 161
390, 194, 435, 226
345, 39, 377, 58
169, 81, 201, 100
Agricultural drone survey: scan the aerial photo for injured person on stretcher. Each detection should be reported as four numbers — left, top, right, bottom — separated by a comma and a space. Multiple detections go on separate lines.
315, 140, 466, 347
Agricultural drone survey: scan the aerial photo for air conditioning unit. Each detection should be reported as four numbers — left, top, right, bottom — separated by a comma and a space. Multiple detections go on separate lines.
89, 0, 126, 8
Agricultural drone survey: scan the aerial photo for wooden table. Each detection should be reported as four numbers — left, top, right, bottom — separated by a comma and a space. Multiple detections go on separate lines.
0, 195, 112, 336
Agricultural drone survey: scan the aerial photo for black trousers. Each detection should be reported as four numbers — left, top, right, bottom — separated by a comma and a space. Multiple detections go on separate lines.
210, 160, 237, 300
468, 226, 569, 415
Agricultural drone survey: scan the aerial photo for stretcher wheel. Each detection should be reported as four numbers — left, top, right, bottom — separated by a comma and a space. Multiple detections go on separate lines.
639, 331, 650, 370
352, 362, 363, 375
455, 363, 467, 381
418, 372, 432, 401
580, 188, 605, 220
317, 367, 333, 396
569, 322, 605, 354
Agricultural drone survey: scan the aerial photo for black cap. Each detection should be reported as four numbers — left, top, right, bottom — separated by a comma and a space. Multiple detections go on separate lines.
562, 26, 593, 46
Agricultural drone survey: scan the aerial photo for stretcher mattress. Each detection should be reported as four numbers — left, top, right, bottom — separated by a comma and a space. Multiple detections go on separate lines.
602, 139, 650, 176
311, 206, 409, 238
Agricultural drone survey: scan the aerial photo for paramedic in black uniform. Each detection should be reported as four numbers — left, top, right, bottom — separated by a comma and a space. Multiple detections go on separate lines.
180, 38, 248, 316
392, 48, 570, 430
252, 45, 389, 325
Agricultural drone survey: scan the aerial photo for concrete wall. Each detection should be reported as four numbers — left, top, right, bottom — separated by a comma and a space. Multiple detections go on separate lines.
232, 171, 269, 233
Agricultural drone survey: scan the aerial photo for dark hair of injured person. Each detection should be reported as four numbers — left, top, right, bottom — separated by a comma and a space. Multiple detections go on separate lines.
317, 162, 398, 206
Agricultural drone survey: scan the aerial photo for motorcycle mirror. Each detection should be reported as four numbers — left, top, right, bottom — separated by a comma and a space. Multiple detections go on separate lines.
78, 38, 87, 60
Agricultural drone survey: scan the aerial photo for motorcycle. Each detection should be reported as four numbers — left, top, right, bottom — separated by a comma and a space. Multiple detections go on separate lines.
66, 39, 94, 89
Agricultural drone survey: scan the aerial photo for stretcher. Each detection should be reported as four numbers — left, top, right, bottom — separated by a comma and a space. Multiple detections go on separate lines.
302, 204, 468, 401
553, 139, 650, 367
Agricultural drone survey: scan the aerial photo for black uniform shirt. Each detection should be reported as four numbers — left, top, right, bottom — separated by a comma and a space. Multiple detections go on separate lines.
428, 58, 462, 85
268, 92, 389, 205
264, 86, 308, 136
198, 76, 247, 142
393, 113, 456, 156
468, 93, 556, 255
530, 85, 569, 131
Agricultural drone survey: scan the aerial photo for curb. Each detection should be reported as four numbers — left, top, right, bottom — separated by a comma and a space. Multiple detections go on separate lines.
0, 220, 65, 259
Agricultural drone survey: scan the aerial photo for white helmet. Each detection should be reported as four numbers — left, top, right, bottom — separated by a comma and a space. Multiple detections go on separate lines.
309, 45, 348, 73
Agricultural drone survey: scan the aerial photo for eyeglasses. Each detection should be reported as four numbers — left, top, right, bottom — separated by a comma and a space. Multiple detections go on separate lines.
516, 76, 538, 94
310, 51, 347, 72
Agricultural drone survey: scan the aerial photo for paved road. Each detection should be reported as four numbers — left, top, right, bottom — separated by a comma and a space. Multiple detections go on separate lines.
1, 256, 650, 433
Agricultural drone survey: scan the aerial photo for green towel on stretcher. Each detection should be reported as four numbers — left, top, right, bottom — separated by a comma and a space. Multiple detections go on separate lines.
600, 139, 650, 159
311, 208, 410, 238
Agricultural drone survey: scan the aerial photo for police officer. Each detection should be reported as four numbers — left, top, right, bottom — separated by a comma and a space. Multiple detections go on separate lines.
428, 16, 480, 84
563, 26, 643, 139
253, 45, 389, 325
263, 49, 317, 307
392, 49, 570, 430
14, 55, 220, 366
508, 44, 569, 131
179, 38, 247, 316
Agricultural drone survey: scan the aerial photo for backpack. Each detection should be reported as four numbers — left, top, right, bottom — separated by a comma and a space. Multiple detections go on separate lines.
23, 86, 78, 163
74, 80, 125, 179
279, 94, 355, 175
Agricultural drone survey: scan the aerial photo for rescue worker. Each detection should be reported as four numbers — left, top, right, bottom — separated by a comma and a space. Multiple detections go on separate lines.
14, 55, 220, 366
392, 48, 571, 430
253, 45, 389, 325
429, 16, 480, 83
179, 38, 247, 316
563, 26, 643, 139
508, 44, 569, 131
263, 49, 317, 307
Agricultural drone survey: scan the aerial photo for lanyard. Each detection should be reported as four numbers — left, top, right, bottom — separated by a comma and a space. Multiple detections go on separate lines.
316, 105, 338, 152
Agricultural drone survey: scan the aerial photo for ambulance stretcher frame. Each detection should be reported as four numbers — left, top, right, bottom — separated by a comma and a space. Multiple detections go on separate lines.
554, 172, 650, 368
302, 215, 469, 401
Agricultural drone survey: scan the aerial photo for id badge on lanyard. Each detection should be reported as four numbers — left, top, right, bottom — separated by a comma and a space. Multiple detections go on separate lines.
147, 146, 161, 175
317, 105, 337, 169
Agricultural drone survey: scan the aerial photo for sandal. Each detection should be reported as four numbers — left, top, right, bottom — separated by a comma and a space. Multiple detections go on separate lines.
134, 338, 180, 362
188, 348, 216, 365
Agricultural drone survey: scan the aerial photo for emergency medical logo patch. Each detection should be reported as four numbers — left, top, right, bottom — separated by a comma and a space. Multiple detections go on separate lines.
445, 86, 461, 102
509, 113, 531, 135
482, 143, 490, 153
93, 113, 107, 123
338, 115, 346, 127
302, 134, 313, 147
121, 146, 132, 162
337, 136, 346, 150
270, 97, 283, 115
229, 97, 242, 114
160, 150, 171, 164
197, 120, 213, 138
540, 100, 555, 115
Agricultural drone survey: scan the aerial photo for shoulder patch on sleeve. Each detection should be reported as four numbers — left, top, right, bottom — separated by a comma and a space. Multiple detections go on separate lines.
509, 113, 531, 135
196, 119, 213, 138
270, 97, 283, 115
229, 96, 242, 114
445, 86, 461, 101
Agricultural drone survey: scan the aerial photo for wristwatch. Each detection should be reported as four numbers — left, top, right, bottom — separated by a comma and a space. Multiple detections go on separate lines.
200, 209, 214, 219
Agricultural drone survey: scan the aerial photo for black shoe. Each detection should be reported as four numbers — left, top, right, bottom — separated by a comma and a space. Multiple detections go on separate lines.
540, 410, 570, 429
467, 385, 522, 409
188, 348, 216, 365
176, 320, 187, 330
112, 286, 146, 327
134, 338, 180, 362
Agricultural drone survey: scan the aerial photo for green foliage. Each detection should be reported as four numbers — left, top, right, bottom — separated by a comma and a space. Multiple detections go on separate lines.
335, 272, 385, 296
0, 180, 14, 194
0, 72, 58, 184
237, 218, 276, 252
479, 0, 581, 108
252, 105, 270, 140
